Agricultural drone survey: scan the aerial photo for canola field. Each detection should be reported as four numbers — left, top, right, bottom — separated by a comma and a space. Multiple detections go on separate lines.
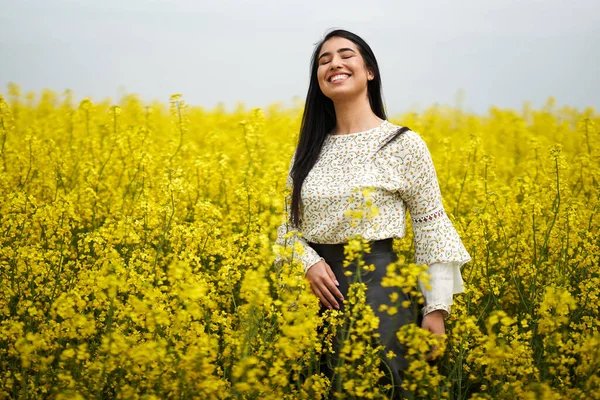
0, 84, 599, 399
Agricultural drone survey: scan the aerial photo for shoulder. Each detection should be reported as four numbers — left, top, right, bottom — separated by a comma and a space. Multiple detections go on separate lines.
380, 123, 430, 159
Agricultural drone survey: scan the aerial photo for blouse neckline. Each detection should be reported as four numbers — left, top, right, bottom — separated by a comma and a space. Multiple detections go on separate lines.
327, 120, 388, 139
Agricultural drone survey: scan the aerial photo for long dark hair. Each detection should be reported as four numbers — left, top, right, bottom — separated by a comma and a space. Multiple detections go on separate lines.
289, 29, 387, 228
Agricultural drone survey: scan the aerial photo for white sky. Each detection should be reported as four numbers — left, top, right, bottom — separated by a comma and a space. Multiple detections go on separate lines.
1, 0, 599, 114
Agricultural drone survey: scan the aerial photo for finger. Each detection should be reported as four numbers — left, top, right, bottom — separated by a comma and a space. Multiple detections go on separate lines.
322, 263, 344, 301
319, 282, 340, 309
324, 262, 339, 287
322, 277, 344, 304
309, 283, 323, 303
312, 285, 333, 309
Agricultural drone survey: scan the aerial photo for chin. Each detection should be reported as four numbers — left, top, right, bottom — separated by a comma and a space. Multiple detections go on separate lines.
324, 87, 360, 102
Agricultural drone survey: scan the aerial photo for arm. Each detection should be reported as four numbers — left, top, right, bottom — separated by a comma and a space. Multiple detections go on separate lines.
420, 261, 465, 319
273, 151, 344, 311
274, 152, 324, 275
394, 132, 471, 318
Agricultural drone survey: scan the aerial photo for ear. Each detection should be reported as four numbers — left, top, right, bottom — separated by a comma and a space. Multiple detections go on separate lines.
367, 70, 375, 81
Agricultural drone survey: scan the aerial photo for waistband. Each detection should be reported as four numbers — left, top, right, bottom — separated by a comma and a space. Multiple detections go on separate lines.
307, 237, 394, 261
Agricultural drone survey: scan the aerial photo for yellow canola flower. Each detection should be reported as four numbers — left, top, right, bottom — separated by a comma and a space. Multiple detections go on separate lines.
0, 85, 597, 399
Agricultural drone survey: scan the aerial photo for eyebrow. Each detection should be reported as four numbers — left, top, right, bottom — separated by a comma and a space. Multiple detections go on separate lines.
318, 48, 356, 61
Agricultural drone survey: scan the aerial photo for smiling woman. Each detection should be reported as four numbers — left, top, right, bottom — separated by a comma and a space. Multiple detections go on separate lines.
274, 28, 471, 399
316, 41, 373, 105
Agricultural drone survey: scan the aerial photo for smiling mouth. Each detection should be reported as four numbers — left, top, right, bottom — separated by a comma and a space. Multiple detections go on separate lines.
329, 74, 350, 83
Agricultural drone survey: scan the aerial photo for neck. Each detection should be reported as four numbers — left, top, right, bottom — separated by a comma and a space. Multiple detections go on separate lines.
331, 95, 384, 135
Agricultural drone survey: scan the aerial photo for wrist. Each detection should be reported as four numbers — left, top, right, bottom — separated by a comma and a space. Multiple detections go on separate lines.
423, 310, 445, 319
305, 257, 324, 275
422, 303, 451, 320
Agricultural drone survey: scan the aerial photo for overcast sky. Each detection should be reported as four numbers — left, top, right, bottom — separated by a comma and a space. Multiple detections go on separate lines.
1, 0, 599, 115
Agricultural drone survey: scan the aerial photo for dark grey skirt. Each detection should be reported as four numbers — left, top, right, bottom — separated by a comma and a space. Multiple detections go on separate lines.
308, 238, 423, 400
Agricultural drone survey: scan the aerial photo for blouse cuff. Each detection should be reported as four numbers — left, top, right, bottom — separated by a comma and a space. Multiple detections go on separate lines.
419, 261, 465, 319
422, 303, 451, 319
274, 220, 325, 275
292, 242, 324, 275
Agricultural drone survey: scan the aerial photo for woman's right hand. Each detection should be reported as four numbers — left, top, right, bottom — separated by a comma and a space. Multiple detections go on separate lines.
305, 260, 344, 310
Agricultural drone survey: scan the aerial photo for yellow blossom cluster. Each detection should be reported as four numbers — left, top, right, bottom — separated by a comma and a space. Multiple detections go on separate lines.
0, 84, 598, 399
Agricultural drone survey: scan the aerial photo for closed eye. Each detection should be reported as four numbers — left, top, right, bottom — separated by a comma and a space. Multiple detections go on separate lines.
320, 56, 353, 65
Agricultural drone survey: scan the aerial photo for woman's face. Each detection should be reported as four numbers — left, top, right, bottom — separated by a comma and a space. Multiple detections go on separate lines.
316, 36, 373, 102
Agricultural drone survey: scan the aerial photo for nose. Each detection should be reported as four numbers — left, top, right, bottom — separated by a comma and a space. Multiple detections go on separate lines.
329, 54, 343, 70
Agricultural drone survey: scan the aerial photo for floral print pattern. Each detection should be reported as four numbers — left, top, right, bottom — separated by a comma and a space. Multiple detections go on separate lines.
275, 120, 471, 317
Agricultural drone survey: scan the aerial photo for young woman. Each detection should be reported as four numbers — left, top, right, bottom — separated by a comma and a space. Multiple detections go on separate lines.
275, 29, 471, 397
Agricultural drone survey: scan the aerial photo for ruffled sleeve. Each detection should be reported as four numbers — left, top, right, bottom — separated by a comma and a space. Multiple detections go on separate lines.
420, 261, 465, 319
380, 131, 471, 319
274, 152, 324, 275
376, 130, 471, 318
390, 130, 471, 282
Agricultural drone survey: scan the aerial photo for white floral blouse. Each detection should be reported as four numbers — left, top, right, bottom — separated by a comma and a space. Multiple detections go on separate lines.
275, 119, 471, 318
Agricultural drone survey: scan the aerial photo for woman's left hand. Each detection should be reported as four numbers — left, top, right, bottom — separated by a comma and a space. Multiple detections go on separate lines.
421, 310, 445, 360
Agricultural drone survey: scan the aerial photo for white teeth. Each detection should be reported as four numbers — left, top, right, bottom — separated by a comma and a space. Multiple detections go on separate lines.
330, 74, 348, 82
